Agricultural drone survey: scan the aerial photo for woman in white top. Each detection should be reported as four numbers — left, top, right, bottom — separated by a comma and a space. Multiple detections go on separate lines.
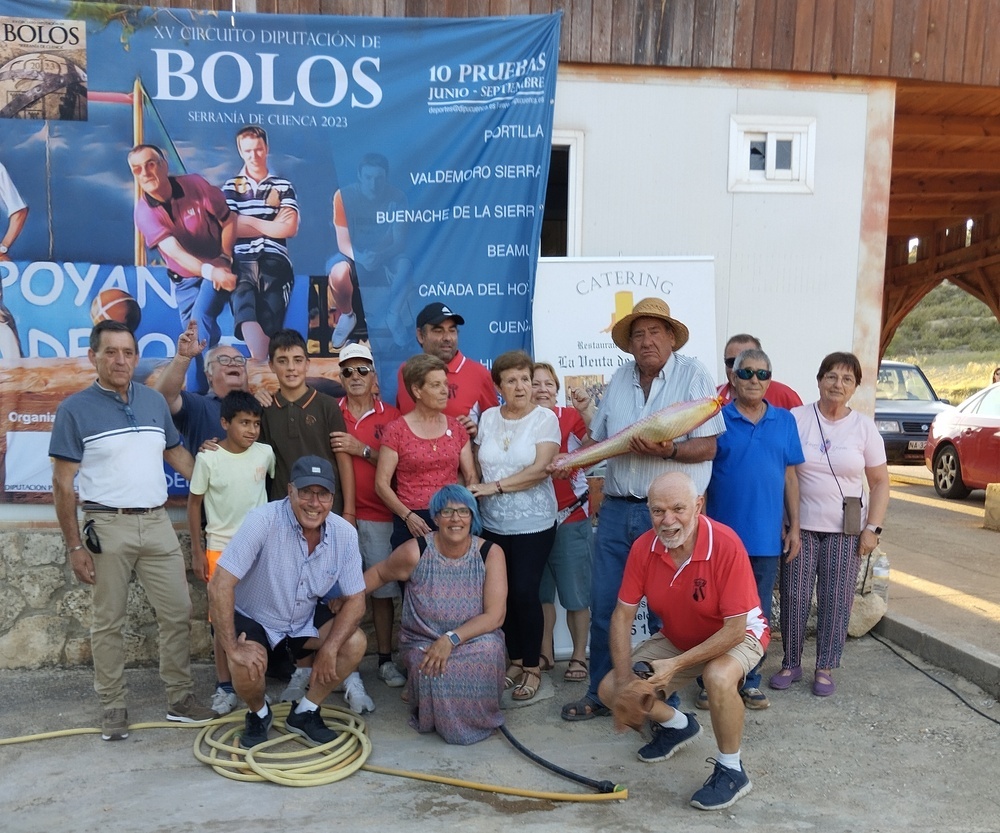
469, 350, 560, 702
770, 352, 889, 698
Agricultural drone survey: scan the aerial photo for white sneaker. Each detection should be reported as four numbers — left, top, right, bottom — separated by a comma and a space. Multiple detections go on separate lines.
279, 667, 312, 703
211, 687, 239, 715
378, 661, 406, 688
343, 671, 375, 714
330, 311, 357, 349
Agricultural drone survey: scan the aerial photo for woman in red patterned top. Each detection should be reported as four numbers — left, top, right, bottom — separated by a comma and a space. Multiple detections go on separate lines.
376, 354, 478, 549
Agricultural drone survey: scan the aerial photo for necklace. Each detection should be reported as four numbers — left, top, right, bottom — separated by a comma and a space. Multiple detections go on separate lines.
498, 409, 522, 451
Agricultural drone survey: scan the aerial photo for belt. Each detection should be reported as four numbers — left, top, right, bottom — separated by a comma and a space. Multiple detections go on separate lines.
83, 502, 164, 515
607, 494, 647, 504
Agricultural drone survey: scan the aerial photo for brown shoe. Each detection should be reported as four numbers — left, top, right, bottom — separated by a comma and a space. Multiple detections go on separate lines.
101, 708, 129, 741
166, 693, 217, 723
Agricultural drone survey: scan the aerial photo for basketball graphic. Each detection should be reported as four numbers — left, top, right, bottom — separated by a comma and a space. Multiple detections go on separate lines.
90, 289, 141, 331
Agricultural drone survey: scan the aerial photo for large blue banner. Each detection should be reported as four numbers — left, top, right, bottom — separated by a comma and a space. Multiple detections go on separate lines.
0, 1, 560, 500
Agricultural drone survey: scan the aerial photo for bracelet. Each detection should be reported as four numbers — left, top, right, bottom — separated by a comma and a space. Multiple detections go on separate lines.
67, 545, 85, 554
404, 510, 414, 522
495, 481, 504, 495
200, 261, 214, 281
667, 443, 679, 460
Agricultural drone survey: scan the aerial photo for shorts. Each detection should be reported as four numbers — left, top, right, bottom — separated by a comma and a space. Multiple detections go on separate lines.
232, 252, 294, 339
631, 631, 764, 690
358, 519, 399, 599
538, 518, 592, 610
205, 549, 223, 580
234, 601, 335, 662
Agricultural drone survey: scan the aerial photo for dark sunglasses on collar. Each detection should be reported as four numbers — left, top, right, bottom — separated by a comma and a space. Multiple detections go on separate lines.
734, 368, 772, 381
340, 365, 373, 378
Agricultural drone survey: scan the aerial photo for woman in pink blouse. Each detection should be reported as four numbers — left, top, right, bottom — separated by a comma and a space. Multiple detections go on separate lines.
376, 354, 478, 549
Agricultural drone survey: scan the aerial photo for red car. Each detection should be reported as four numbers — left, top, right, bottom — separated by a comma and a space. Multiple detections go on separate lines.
925, 382, 1000, 499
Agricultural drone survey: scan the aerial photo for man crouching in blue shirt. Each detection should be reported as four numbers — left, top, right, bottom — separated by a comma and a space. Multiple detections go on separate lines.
208, 455, 367, 748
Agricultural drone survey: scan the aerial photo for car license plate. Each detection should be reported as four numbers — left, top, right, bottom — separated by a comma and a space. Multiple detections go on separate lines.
907, 440, 927, 451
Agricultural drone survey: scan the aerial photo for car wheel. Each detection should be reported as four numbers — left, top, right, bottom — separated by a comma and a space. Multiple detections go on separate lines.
933, 445, 970, 499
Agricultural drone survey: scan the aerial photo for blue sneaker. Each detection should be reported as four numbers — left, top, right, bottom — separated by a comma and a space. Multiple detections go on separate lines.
690, 758, 753, 810
285, 703, 338, 746
636, 712, 701, 763
241, 705, 272, 749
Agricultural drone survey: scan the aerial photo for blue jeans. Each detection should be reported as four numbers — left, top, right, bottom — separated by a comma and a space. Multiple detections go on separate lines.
174, 277, 231, 394
587, 497, 652, 706
744, 555, 780, 690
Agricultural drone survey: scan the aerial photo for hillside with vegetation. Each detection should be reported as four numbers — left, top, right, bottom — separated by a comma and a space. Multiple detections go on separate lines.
884, 280, 1000, 403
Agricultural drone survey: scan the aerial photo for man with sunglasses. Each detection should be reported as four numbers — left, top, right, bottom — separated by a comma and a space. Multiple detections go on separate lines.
329, 344, 406, 688
50, 320, 217, 742
717, 334, 801, 409
703, 348, 804, 710
153, 319, 252, 453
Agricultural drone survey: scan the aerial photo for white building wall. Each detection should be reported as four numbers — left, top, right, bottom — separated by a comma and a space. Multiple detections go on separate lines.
552, 66, 893, 402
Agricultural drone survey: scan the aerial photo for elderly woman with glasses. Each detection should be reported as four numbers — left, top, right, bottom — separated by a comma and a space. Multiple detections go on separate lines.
770, 352, 888, 698
365, 485, 507, 744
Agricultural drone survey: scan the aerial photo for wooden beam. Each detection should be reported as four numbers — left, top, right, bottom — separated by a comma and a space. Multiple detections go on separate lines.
889, 198, 993, 218
890, 173, 1000, 197
887, 219, 937, 236
894, 113, 1000, 137
892, 150, 1000, 172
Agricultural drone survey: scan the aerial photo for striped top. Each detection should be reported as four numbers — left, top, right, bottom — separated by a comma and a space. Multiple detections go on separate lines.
224, 167, 298, 262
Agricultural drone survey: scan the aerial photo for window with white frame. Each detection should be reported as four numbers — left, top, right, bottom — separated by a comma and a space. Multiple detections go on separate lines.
729, 115, 815, 194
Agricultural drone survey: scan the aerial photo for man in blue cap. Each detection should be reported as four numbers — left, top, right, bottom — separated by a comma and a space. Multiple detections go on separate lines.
208, 455, 367, 747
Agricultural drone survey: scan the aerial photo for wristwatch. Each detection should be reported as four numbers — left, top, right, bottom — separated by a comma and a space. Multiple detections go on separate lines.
445, 631, 461, 646
865, 524, 882, 535
362, 445, 372, 461
0, 244, 8, 254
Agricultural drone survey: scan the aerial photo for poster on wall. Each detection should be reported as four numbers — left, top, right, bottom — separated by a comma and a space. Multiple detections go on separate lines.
0, 1, 560, 501
532, 257, 719, 401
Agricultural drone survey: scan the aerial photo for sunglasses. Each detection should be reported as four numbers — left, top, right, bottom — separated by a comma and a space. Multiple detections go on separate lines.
724, 357, 737, 368
734, 368, 772, 381
340, 365, 373, 378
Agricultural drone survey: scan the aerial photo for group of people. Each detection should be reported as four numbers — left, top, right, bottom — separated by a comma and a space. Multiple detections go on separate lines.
51, 294, 888, 813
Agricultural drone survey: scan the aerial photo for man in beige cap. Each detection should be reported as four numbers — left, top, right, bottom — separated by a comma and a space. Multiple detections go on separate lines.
561, 297, 724, 721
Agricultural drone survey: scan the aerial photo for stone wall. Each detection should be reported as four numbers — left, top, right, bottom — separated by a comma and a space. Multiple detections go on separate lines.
0, 527, 213, 670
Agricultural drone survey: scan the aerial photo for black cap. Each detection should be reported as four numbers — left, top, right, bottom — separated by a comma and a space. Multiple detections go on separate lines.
416, 302, 465, 329
290, 455, 336, 493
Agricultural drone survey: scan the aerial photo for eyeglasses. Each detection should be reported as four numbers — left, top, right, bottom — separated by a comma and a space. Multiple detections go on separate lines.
296, 487, 334, 504
734, 368, 772, 381
438, 507, 472, 519
211, 355, 247, 367
724, 357, 736, 368
340, 365, 373, 378
822, 373, 856, 386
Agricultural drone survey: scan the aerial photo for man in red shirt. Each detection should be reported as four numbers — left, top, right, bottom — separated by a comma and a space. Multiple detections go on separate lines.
330, 343, 405, 688
396, 302, 498, 437
598, 472, 769, 812
717, 334, 801, 409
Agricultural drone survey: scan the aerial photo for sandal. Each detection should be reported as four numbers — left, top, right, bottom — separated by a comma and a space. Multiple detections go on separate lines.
539, 655, 554, 672
564, 658, 588, 682
511, 669, 541, 701
504, 662, 523, 690
560, 695, 610, 721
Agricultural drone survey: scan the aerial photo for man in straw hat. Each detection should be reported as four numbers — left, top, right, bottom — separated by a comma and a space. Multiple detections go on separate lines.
559, 296, 724, 721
